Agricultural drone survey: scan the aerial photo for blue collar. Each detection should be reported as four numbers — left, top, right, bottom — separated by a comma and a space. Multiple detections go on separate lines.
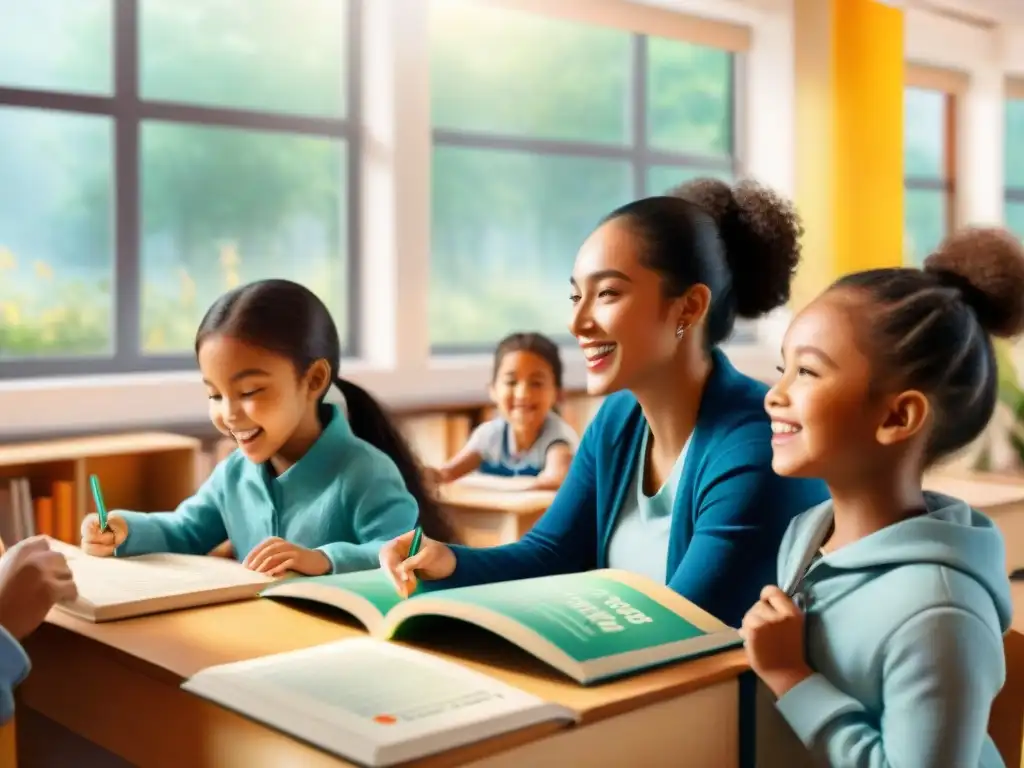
260, 403, 351, 491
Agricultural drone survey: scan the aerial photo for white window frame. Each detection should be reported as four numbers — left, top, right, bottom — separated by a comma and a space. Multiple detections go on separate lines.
0, 0, 796, 438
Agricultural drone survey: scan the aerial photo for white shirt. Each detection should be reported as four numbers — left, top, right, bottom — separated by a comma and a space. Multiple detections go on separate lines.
606, 428, 689, 585
465, 413, 579, 477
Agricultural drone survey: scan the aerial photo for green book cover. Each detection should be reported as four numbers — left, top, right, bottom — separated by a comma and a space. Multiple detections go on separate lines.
262, 568, 740, 684
408, 572, 705, 661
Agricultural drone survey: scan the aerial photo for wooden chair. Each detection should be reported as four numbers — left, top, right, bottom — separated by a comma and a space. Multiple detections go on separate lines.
990, 628, 1024, 767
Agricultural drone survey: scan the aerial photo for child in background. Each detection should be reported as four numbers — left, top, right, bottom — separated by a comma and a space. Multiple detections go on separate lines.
429, 332, 578, 490
741, 228, 1021, 767
81, 279, 451, 575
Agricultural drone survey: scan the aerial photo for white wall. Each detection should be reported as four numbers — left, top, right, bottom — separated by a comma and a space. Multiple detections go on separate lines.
0, 0, 1018, 438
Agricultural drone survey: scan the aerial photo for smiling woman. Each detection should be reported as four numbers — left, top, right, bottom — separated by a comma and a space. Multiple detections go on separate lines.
379, 178, 830, 628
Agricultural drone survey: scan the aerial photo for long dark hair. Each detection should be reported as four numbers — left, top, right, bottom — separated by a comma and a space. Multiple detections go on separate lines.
195, 279, 454, 542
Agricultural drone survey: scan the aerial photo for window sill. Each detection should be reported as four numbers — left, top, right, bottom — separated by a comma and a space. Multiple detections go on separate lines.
0, 341, 780, 439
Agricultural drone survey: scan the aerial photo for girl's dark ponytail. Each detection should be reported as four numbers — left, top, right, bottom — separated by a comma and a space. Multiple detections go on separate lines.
334, 377, 455, 543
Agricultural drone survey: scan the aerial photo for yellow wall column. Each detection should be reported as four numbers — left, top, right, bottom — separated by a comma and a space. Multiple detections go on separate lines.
791, 0, 905, 310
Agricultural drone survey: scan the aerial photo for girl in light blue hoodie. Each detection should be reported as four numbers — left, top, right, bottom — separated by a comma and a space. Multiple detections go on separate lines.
740, 226, 1022, 768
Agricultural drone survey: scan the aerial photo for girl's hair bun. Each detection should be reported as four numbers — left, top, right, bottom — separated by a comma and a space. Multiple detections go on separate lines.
923, 226, 1024, 338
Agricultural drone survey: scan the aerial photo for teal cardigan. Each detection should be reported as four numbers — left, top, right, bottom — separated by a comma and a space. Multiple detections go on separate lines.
116, 404, 419, 573
434, 350, 830, 627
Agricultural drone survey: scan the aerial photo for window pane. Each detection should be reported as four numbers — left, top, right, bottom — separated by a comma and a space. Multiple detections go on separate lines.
645, 165, 733, 196
647, 38, 732, 157
904, 88, 947, 180
430, 0, 630, 144
1007, 200, 1024, 240
0, 0, 112, 94
140, 0, 348, 117
904, 187, 948, 266
431, 146, 632, 347
1006, 100, 1024, 189
140, 122, 348, 353
0, 108, 114, 359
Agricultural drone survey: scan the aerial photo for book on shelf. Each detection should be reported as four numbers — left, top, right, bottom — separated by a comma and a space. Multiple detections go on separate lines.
261, 568, 741, 685
47, 539, 276, 622
0, 477, 75, 546
182, 637, 577, 767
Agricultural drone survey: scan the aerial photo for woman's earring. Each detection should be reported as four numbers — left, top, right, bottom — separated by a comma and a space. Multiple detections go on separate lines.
675, 324, 687, 340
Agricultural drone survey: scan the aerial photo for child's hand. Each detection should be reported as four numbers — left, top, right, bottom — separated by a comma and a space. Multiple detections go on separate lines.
0, 536, 77, 640
80, 512, 128, 557
242, 537, 330, 576
738, 586, 814, 697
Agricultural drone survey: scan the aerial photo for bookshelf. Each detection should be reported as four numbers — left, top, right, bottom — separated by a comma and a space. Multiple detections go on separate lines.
0, 432, 202, 545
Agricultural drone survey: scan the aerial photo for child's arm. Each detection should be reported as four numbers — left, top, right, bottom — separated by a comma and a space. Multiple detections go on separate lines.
432, 446, 483, 484
525, 443, 573, 490
430, 420, 501, 483
775, 607, 1003, 767
316, 456, 419, 574
115, 462, 230, 557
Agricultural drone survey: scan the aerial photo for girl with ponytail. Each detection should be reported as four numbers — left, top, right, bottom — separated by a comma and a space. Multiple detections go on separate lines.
81, 279, 452, 575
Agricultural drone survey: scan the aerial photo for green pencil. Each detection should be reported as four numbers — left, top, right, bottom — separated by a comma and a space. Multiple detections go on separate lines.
408, 525, 423, 558
90, 474, 116, 557
90, 474, 108, 531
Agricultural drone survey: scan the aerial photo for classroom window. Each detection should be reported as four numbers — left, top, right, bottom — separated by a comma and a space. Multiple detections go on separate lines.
428, 0, 739, 350
0, 0, 358, 375
1006, 98, 1024, 240
903, 87, 955, 266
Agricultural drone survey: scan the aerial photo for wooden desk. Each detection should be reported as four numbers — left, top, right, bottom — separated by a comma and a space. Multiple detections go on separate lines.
16, 600, 747, 767
924, 471, 1024, 573
438, 482, 556, 547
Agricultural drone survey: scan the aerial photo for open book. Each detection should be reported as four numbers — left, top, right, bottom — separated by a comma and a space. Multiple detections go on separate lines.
49, 539, 275, 622
182, 637, 576, 767
261, 568, 740, 685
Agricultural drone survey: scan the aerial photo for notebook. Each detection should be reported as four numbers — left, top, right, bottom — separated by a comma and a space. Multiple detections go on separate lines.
261, 568, 741, 685
49, 539, 275, 622
182, 637, 576, 767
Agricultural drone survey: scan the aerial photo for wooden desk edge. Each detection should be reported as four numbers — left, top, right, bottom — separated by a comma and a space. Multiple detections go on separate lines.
39, 603, 750, 726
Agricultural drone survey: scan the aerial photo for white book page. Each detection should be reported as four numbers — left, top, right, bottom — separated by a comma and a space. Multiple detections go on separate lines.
183, 638, 574, 766
49, 539, 272, 606
452, 473, 538, 492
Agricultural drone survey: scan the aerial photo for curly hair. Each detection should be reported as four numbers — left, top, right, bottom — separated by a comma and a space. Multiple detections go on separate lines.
673, 178, 804, 319
832, 226, 1024, 464
602, 177, 804, 345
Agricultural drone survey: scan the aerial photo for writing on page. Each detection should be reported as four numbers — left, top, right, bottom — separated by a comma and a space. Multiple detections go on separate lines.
565, 589, 654, 634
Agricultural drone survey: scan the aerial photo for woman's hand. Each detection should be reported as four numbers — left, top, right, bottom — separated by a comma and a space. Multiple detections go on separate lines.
242, 537, 331, 577
739, 585, 814, 698
379, 530, 456, 598
80, 512, 128, 556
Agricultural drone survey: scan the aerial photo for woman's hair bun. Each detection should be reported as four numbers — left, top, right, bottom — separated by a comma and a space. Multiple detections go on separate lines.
923, 226, 1024, 338
669, 177, 803, 319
